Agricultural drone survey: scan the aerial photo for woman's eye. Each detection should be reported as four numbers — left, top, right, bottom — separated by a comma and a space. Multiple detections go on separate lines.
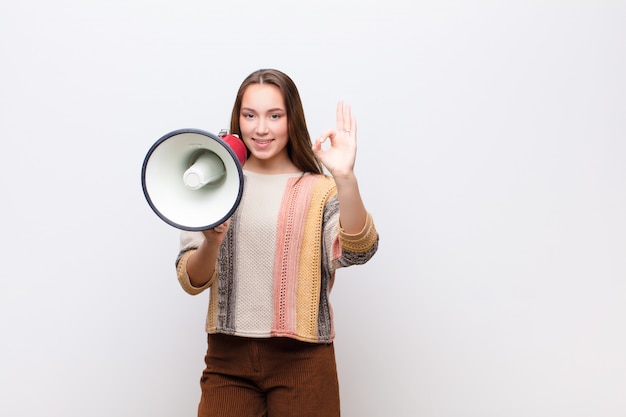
270, 114, 281, 119
243, 113, 254, 119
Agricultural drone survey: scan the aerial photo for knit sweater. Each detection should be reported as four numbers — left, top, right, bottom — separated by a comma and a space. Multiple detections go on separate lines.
176, 170, 378, 343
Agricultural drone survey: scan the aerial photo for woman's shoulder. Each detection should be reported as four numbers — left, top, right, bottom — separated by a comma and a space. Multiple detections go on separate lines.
307, 172, 334, 183
299, 173, 337, 207
302, 172, 336, 191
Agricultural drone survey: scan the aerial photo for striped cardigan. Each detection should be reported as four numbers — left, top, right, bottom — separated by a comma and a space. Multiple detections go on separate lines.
176, 172, 378, 343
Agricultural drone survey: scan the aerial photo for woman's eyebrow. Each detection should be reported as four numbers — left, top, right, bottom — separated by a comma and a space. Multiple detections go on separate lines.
241, 107, 285, 113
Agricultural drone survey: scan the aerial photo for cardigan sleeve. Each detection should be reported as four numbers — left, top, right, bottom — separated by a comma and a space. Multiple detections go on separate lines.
176, 249, 216, 295
175, 231, 216, 295
335, 211, 379, 267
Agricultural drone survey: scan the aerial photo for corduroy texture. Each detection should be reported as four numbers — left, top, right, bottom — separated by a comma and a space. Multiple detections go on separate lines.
198, 334, 340, 417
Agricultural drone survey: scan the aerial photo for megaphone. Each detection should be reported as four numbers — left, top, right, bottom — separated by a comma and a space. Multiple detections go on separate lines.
141, 128, 247, 231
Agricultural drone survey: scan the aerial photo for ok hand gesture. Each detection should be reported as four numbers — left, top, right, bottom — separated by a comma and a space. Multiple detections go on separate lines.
312, 101, 357, 178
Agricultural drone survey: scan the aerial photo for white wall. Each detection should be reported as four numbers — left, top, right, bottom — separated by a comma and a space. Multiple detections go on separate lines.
1, 1, 625, 416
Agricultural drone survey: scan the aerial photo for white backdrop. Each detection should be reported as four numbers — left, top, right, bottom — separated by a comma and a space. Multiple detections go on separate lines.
1, 1, 625, 416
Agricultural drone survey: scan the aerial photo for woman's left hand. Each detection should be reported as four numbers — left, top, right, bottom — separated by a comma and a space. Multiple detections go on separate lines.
312, 101, 357, 178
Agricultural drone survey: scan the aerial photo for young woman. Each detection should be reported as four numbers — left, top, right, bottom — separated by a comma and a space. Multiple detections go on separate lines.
175, 69, 379, 417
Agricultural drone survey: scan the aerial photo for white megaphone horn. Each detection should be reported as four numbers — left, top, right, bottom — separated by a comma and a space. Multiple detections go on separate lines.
141, 128, 247, 231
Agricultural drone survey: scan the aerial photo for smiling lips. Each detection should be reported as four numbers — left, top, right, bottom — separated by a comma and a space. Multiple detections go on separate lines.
253, 138, 274, 146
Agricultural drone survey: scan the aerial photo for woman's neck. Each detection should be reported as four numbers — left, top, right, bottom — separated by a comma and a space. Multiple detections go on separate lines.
243, 156, 301, 175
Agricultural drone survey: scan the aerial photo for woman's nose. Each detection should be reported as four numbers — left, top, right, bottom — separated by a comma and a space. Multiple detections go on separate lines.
255, 119, 269, 135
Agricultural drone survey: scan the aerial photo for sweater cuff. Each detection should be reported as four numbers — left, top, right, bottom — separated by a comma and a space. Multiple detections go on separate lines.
176, 250, 215, 295
338, 212, 378, 253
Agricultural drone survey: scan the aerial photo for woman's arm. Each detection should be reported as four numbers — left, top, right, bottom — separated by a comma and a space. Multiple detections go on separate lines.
312, 101, 368, 234
184, 219, 230, 287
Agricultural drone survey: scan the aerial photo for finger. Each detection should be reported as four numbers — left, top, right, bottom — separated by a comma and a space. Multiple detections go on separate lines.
212, 219, 230, 233
313, 129, 335, 152
336, 100, 344, 131
317, 129, 335, 143
342, 101, 356, 138
343, 103, 352, 132
337, 101, 353, 135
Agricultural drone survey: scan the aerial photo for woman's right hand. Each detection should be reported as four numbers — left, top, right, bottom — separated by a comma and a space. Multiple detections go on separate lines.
201, 218, 231, 243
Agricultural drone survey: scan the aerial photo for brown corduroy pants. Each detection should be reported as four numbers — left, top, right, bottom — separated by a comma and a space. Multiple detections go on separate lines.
197, 333, 341, 417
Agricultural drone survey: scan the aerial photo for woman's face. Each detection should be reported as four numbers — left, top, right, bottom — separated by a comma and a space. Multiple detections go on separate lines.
239, 83, 290, 168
